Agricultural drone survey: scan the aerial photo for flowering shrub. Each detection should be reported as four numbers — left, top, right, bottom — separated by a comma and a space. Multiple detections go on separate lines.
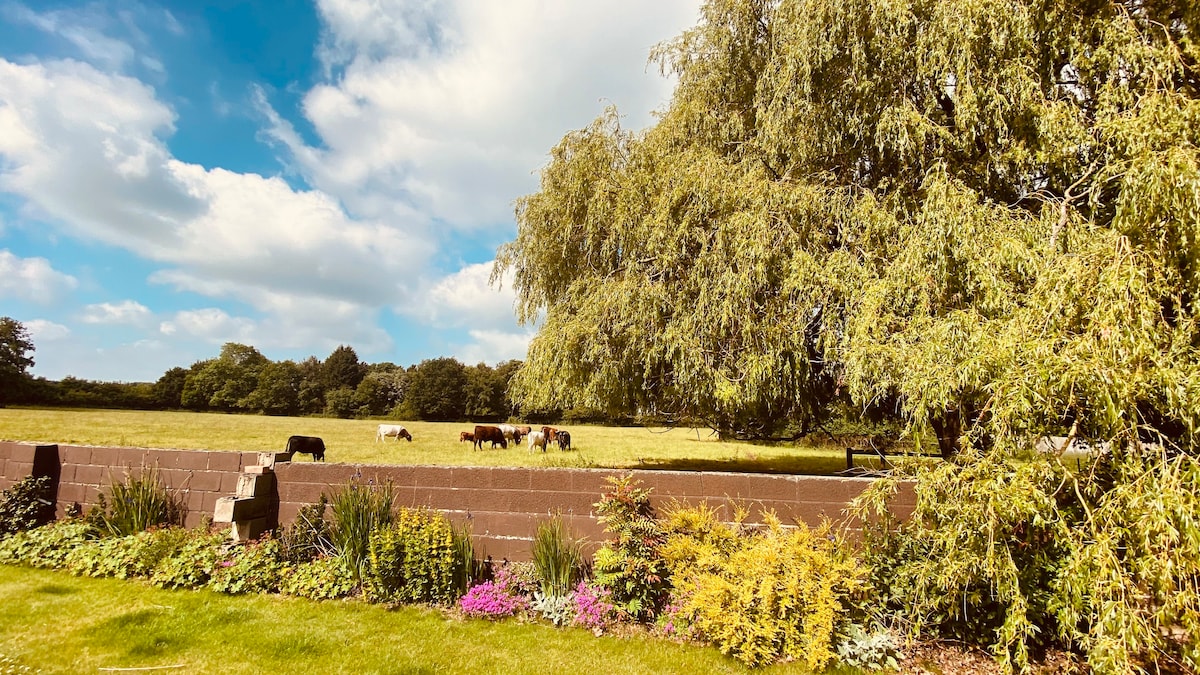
571, 581, 616, 631
459, 572, 529, 619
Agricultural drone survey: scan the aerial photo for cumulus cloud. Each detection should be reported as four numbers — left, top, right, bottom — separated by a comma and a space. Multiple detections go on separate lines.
0, 2, 703, 378
25, 318, 70, 341
0, 57, 428, 346
403, 260, 516, 327
80, 300, 152, 325
453, 328, 534, 365
261, 0, 699, 231
0, 250, 78, 302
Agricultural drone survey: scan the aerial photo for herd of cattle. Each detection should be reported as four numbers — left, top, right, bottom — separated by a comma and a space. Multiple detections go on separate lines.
282, 423, 573, 462
460, 424, 571, 452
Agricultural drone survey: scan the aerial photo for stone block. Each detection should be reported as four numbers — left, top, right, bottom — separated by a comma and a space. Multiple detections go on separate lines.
231, 517, 268, 542
214, 496, 264, 523
236, 473, 273, 498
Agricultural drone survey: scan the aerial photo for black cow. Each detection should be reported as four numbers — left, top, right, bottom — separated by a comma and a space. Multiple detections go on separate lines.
556, 430, 571, 451
285, 435, 326, 461
473, 425, 507, 450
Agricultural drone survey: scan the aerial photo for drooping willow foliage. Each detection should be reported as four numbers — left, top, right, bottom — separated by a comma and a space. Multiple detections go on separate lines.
501, 4, 1200, 667
497, 0, 1200, 451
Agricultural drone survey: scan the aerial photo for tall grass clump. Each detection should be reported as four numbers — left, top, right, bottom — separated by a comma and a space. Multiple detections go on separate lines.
328, 479, 394, 583
94, 468, 184, 536
532, 514, 582, 598
452, 522, 477, 595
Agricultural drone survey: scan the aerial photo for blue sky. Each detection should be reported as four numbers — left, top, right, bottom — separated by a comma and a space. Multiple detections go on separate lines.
0, 0, 700, 382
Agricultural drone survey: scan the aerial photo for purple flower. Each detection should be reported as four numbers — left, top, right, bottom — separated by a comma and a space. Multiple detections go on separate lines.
459, 579, 529, 619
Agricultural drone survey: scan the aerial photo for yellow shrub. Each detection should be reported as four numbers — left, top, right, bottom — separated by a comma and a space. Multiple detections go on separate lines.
664, 507, 864, 669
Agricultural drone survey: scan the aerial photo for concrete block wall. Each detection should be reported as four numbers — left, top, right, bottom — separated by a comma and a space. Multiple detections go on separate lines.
0, 442, 914, 561
272, 463, 913, 561
1, 441, 260, 528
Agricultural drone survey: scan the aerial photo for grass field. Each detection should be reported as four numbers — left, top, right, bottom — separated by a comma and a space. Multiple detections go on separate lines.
0, 565, 830, 675
0, 408, 862, 474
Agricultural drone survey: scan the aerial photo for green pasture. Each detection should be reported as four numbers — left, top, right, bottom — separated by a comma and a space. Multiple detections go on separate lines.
0, 408, 866, 474
0, 566, 826, 675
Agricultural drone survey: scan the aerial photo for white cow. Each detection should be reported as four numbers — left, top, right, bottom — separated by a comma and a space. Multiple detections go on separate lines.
376, 424, 413, 442
527, 430, 547, 453
498, 424, 523, 443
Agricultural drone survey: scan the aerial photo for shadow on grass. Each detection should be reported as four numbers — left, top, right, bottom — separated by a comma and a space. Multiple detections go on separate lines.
630, 455, 848, 475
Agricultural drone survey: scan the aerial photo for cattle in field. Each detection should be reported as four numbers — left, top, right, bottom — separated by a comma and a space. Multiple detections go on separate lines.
459, 431, 475, 443
376, 424, 412, 442
285, 435, 326, 461
516, 426, 532, 435
556, 430, 571, 451
527, 430, 548, 453
498, 424, 523, 443
474, 425, 507, 450
541, 426, 559, 444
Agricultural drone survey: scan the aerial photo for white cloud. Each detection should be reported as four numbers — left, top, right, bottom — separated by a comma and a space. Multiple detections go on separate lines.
403, 260, 516, 328
453, 328, 534, 365
25, 318, 70, 341
0, 2, 704, 379
80, 300, 151, 325
262, 0, 699, 231
159, 308, 256, 342
0, 57, 428, 348
3, 3, 137, 71
0, 249, 78, 302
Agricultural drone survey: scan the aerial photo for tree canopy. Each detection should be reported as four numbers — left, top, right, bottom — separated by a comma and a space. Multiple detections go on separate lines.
0, 317, 35, 406
497, 0, 1200, 450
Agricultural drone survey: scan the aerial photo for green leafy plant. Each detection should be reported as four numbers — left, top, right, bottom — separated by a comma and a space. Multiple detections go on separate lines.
96, 468, 184, 536
328, 479, 394, 583
280, 555, 357, 600
856, 448, 1200, 674
0, 476, 53, 537
591, 475, 669, 621
532, 591, 574, 626
531, 514, 582, 598
0, 520, 96, 568
149, 529, 226, 589
836, 624, 903, 671
65, 527, 193, 579
364, 507, 460, 605
209, 535, 287, 595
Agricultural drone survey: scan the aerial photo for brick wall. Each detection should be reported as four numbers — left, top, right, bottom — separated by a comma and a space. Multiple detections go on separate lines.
0, 442, 913, 561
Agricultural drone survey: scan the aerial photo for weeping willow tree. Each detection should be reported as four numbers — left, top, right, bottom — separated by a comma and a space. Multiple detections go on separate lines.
497, 0, 1200, 450
499, 1, 1200, 667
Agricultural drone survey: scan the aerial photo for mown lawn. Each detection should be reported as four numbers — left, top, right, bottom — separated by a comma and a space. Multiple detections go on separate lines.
0, 565, 830, 675
0, 408, 864, 474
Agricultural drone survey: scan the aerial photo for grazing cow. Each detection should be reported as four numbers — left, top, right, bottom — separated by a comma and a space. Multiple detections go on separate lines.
516, 426, 532, 435
459, 431, 475, 443
541, 426, 559, 444
527, 430, 548, 453
376, 424, 413, 442
498, 424, 524, 443
556, 430, 572, 451
285, 435, 326, 462
473, 425, 508, 450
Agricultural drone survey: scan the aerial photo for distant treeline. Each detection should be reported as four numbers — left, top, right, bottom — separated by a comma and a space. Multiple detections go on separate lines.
14, 342, 612, 424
